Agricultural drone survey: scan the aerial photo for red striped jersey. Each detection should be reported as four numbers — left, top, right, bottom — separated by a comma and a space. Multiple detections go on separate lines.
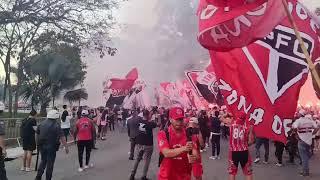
229, 122, 249, 152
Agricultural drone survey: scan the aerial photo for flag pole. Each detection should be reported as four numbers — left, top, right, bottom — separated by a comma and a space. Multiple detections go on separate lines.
281, 0, 320, 89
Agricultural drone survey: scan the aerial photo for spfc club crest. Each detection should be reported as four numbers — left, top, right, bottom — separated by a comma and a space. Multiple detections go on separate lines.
242, 25, 311, 104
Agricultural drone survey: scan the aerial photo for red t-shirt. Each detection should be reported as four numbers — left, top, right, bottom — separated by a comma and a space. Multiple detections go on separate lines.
229, 121, 249, 152
157, 126, 194, 180
76, 118, 93, 141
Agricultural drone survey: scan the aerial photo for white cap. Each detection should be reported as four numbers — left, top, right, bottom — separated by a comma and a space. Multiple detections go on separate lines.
81, 110, 89, 116
47, 110, 60, 119
189, 117, 199, 124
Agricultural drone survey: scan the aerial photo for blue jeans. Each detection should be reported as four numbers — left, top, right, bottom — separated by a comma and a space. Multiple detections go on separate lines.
35, 147, 57, 180
298, 141, 311, 174
255, 138, 269, 161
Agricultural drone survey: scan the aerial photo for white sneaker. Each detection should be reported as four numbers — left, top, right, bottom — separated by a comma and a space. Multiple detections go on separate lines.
263, 161, 269, 164
84, 165, 89, 169
25, 167, 32, 172
275, 163, 283, 167
78, 168, 84, 172
89, 163, 94, 168
205, 143, 209, 148
203, 148, 207, 152
254, 158, 260, 163
209, 156, 216, 160
216, 156, 221, 160
200, 150, 204, 153
20, 167, 26, 171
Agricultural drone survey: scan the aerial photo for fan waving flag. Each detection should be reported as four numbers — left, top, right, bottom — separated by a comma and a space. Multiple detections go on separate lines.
185, 69, 224, 106
208, 0, 320, 143
104, 78, 135, 108
198, 0, 285, 51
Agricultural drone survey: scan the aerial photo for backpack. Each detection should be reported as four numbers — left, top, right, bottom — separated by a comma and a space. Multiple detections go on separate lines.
158, 128, 170, 167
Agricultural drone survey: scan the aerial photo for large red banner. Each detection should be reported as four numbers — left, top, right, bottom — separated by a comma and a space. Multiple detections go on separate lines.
198, 0, 285, 51
103, 68, 138, 107
205, 0, 320, 143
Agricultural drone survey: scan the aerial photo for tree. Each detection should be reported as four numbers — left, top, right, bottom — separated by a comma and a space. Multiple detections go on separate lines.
20, 43, 86, 115
0, 0, 119, 117
64, 88, 88, 107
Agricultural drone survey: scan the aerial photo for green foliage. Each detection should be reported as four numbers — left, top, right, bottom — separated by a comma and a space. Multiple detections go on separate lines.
20, 42, 86, 110
0, 0, 120, 117
64, 88, 88, 105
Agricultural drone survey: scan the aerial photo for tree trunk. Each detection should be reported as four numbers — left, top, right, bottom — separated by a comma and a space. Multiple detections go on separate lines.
13, 63, 23, 117
2, 74, 7, 103
8, 77, 12, 117
52, 97, 55, 108
78, 99, 81, 107
40, 103, 47, 116
5, 54, 12, 117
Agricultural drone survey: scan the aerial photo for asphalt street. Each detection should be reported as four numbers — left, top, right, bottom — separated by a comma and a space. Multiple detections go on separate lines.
5, 129, 320, 180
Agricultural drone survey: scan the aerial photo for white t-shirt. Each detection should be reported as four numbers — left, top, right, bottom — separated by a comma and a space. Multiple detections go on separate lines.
61, 116, 71, 129
292, 117, 317, 145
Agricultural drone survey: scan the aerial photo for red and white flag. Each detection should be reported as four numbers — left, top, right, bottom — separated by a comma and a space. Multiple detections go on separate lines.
208, 0, 320, 143
198, 0, 285, 51
185, 68, 224, 106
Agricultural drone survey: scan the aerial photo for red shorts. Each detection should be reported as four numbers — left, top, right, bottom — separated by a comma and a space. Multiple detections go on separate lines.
192, 163, 203, 178
228, 151, 252, 176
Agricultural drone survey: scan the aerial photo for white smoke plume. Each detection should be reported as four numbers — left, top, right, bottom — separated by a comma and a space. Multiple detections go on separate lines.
83, 0, 208, 106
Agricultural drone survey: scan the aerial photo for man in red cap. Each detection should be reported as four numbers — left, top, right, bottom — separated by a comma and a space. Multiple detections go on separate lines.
228, 112, 254, 180
157, 107, 199, 180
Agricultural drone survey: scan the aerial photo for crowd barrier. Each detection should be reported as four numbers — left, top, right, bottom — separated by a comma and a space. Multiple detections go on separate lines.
2, 117, 46, 145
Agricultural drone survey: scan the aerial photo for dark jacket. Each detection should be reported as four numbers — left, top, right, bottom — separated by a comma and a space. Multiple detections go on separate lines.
127, 115, 142, 138
211, 117, 221, 134
37, 119, 62, 150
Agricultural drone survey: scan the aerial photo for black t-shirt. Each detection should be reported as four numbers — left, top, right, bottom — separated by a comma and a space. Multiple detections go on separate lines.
108, 113, 115, 123
21, 117, 37, 141
199, 116, 209, 131
136, 119, 157, 146
211, 117, 221, 134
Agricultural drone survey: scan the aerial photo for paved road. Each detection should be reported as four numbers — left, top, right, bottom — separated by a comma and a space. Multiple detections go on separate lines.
5, 129, 320, 180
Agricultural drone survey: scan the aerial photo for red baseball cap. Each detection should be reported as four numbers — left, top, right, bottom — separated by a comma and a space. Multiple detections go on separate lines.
169, 107, 185, 120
